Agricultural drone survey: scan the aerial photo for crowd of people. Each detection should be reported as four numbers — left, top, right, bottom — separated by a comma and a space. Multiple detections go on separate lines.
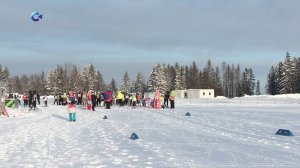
4, 89, 176, 122
7, 88, 177, 112
52, 88, 177, 111
7, 91, 48, 111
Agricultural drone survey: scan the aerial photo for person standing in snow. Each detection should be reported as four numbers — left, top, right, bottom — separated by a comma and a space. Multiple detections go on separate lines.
104, 90, 113, 109
132, 93, 137, 109
77, 91, 82, 105
83, 92, 87, 106
164, 91, 170, 108
29, 94, 37, 111
91, 91, 97, 111
43, 96, 48, 107
67, 91, 76, 122
37, 93, 40, 105
117, 91, 124, 106
28, 90, 33, 108
169, 89, 176, 109
53, 94, 58, 105
136, 93, 141, 106
23, 93, 29, 107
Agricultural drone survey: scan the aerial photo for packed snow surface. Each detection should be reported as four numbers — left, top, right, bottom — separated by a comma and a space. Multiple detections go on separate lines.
1, 97, 300, 167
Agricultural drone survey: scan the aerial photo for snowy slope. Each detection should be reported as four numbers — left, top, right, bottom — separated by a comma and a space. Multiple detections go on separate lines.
1, 98, 300, 167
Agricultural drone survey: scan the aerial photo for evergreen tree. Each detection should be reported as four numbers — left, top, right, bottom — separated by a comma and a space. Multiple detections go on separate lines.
241, 68, 256, 95
0, 64, 2, 80
224, 64, 231, 97
235, 64, 242, 97
164, 64, 174, 90
1, 66, 11, 92
82, 64, 95, 91
173, 65, 187, 90
202, 60, 214, 89
120, 71, 131, 92
63, 64, 70, 92
255, 80, 261, 95
221, 62, 229, 97
189, 61, 201, 89
266, 66, 277, 95
161, 64, 169, 91
27, 74, 40, 91
147, 66, 157, 92
47, 71, 55, 94
174, 63, 181, 90
54, 65, 64, 93
275, 62, 284, 94
294, 57, 300, 93
98, 71, 106, 91
214, 66, 223, 97
93, 70, 102, 91
39, 71, 47, 95
11, 76, 22, 93
279, 52, 296, 94
147, 63, 167, 92
185, 65, 191, 89
249, 68, 256, 95
130, 81, 135, 93
108, 78, 118, 95
20, 75, 29, 93
179, 66, 187, 90
229, 64, 235, 98
69, 65, 82, 92
133, 72, 145, 92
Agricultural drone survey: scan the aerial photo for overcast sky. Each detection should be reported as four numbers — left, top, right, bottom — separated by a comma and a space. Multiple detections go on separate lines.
1, 0, 300, 90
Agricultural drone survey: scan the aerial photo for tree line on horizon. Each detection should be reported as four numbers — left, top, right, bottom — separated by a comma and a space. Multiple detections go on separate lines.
266, 51, 300, 95
0, 60, 260, 98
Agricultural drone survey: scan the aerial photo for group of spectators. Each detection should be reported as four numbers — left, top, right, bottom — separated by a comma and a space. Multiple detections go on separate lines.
19, 91, 48, 110
8, 88, 177, 111
53, 90, 113, 110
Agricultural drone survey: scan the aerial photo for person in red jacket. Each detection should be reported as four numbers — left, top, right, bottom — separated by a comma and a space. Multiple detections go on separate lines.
22, 93, 29, 107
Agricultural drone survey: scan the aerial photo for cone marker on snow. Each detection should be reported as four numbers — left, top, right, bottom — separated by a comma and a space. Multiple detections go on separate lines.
130, 133, 139, 140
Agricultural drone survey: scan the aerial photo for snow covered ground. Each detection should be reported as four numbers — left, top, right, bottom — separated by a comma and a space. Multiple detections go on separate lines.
1, 96, 300, 167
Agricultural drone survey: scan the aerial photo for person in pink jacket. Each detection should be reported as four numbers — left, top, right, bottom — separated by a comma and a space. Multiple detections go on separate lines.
68, 91, 76, 122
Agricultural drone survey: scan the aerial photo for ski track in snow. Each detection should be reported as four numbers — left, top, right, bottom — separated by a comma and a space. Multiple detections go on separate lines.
0, 102, 300, 167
